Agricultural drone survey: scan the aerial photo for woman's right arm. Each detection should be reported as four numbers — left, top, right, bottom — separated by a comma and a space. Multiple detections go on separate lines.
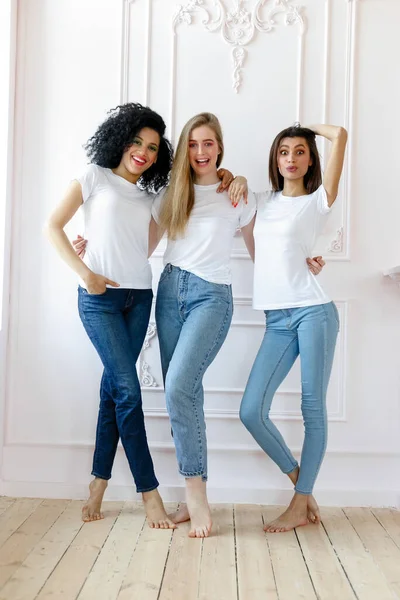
44, 181, 119, 293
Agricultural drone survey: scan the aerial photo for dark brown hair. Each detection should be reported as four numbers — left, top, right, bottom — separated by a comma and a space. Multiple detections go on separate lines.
269, 125, 322, 194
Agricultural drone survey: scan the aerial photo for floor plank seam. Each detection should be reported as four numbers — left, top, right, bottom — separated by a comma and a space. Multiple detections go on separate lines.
261, 509, 280, 600
232, 506, 239, 600
371, 510, 400, 552
196, 536, 205, 600
23, 500, 76, 597
116, 507, 147, 599
294, 526, 318, 599
344, 508, 400, 599
34, 500, 86, 600
342, 509, 387, 576
0, 499, 67, 593
155, 506, 178, 600
1, 498, 45, 548
320, 519, 359, 600
74, 501, 124, 600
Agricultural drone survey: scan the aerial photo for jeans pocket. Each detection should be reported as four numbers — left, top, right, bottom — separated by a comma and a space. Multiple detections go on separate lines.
158, 265, 171, 284
211, 281, 232, 304
79, 286, 107, 297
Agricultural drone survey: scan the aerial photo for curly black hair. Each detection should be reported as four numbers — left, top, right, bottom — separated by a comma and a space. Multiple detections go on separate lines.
84, 103, 173, 193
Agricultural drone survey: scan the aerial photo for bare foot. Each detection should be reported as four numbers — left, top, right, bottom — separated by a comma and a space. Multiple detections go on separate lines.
168, 503, 190, 524
264, 494, 308, 533
186, 478, 212, 538
82, 478, 108, 522
143, 489, 177, 529
307, 495, 321, 524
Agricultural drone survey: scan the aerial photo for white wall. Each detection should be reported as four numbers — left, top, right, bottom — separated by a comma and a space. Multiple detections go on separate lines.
0, 0, 17, 493
1, 0, 399, 506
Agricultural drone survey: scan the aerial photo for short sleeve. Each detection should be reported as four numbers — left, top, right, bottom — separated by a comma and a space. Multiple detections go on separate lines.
254, 190, 273, 210
75, 164, 101, 203
238, 190, 257, 228
151, 188, 167, 224
315, 185, 332, 215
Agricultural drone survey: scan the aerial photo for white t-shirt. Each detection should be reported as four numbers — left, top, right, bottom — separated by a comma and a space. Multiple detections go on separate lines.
152, 183, 256, 284
76, 164, 153, 289
253, 185, 332, 309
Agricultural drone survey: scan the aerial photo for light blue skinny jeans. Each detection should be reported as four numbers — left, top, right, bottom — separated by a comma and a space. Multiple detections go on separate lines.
155, 264, 233, 481
240, 302, 339, 494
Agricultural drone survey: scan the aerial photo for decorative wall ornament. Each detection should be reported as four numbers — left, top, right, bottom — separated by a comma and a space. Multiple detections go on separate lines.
140, 323, 159, 387
173, 0, 305, 93
328, 226, 344, 254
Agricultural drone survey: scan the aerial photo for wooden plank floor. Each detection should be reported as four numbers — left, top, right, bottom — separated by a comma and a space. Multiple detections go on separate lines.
0, 499, 399, 600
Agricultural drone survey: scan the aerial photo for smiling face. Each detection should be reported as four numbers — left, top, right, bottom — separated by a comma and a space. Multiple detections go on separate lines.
277, 136, 313, 182
188, 125, 221, 182
118, 127, 160, 183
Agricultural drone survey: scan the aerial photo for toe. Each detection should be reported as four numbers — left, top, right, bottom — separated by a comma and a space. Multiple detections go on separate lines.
167, 519, 177, 529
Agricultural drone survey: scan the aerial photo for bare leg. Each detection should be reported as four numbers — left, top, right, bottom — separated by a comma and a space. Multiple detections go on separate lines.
186, 477, 212, 538
288, 466, 321, 524
143, 489, 176, 529
82, 478, 108, 522
264, 492, 309, 533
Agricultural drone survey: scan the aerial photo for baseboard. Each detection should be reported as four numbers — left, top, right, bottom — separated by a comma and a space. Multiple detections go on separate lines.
1, 480, 399, 508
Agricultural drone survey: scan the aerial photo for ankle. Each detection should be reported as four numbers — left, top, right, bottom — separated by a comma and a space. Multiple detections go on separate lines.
185, 476, 207, 493
91, 477, 107, 489
142, 489, 159, 502
291, 492, 309, 510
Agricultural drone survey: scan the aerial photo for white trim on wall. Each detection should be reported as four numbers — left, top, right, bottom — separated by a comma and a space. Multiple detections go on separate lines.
0, 0, 18, 495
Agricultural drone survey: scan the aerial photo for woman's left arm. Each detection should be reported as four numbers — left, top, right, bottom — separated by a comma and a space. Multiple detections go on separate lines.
308, 124, 348, 207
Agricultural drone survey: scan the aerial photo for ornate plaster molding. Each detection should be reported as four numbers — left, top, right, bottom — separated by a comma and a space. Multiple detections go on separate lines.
173, 0, 305, 93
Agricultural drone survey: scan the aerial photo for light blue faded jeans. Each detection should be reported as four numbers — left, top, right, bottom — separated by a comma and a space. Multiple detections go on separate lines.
240, 302, 339, 495
155, 264, 233, 481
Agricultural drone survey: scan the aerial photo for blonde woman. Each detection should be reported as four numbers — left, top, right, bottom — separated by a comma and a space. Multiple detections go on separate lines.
151, 113, 256, 538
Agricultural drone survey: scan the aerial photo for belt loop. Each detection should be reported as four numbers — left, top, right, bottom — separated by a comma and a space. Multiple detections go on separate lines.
167, 263, 172, 273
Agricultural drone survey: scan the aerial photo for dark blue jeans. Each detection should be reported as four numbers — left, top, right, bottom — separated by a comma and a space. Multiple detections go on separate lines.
78, 286, 159, 493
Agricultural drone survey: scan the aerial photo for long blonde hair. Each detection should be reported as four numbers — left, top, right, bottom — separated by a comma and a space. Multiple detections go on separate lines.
160, 112, 224, 240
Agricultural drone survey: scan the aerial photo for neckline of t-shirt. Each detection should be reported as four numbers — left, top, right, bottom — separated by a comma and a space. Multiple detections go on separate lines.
193, 182, 220, 191
279, 190, 311, 200
106, 168, 142, 190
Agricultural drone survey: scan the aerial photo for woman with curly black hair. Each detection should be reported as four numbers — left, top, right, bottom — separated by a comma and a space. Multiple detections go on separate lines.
45, 103, 177, 528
